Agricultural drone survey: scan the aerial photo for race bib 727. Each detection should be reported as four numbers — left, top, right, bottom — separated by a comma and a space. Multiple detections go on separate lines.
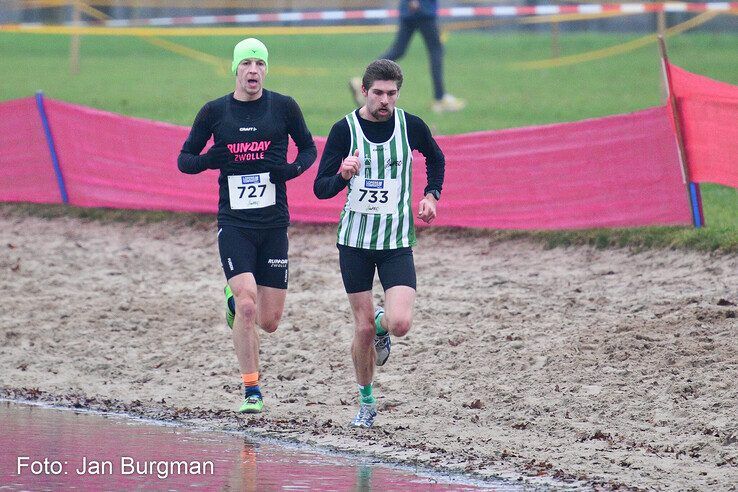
227, 173, 276, 210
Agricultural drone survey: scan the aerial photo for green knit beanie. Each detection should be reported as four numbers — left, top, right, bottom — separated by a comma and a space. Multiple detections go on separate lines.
232, 38, 269, 75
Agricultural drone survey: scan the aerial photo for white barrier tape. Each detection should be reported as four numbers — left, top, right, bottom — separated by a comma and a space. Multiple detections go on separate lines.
30, 2, 738, 28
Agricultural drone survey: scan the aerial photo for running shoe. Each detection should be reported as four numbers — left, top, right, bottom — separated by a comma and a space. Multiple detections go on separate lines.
431, 94, 466, 113
374, 307, 391, 366
224, 284, 235, 329
351, 402, 377, 428
238, 394, 264, 414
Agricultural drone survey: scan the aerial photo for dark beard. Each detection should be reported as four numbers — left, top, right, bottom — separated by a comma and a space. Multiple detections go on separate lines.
369, 107, 393, 121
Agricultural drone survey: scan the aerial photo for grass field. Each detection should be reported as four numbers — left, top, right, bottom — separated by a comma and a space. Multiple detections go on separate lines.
1, 30, 736, 250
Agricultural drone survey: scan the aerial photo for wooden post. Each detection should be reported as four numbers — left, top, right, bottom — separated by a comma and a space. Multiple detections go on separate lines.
70, 0, 81, 75
551, 21, 560, 59
657, 11, 666, 38
658, 36, 704, 227
656, 3, 667, 102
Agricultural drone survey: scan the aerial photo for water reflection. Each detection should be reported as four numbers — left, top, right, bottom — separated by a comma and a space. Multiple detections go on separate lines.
357, 463, 373, 491
0, 402, 508, 490
224, 437, 468, 491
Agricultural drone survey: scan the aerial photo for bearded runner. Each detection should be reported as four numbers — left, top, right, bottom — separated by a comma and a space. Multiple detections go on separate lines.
313, 59, 445, 429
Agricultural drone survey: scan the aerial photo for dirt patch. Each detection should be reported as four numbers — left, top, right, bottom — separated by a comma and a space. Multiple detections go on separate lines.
1, 211, 736, 490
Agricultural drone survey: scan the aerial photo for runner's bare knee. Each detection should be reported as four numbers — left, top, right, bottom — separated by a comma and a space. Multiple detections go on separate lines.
355, 319, 375, 347
235, 296, 257, 325
258, 312, 280, 333
388, 314, 411, 337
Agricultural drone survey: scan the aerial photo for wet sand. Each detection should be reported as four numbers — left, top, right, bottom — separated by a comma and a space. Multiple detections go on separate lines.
1, 209, 736, 490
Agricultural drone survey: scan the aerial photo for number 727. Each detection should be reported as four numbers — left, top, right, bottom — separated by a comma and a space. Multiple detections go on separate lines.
238, 185, 267, 199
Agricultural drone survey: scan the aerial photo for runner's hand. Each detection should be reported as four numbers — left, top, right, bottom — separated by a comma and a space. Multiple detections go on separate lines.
267, 163, 300, 183
418, 194, 437, 224
340, 149, 360, 181
202, 145, 231, 170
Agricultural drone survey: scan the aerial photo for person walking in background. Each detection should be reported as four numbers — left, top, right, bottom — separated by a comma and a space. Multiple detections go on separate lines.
350, 0, 465, 113
316, 59, 445, 428
178, 38, 317, 415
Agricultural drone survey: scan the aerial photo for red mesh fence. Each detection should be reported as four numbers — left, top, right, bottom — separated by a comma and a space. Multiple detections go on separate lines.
426, 106, 691, 229
45, 99, 218, 213
667, 62, 738, 189
1, 97, 705, 229
0, 97, 61, 204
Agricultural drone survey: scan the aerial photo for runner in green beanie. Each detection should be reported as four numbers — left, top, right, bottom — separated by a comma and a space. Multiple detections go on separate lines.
232, 38, 269, 75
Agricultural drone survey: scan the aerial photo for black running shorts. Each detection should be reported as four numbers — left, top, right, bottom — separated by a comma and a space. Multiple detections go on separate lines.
218, 226, 289, 288
337, 244, 416, 294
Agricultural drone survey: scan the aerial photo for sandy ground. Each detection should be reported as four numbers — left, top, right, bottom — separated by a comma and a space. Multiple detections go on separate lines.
1, 208, 736, 490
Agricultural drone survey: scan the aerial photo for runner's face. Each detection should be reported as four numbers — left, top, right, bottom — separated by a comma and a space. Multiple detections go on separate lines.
236, 58, 267, 99
363, 80, 399, 122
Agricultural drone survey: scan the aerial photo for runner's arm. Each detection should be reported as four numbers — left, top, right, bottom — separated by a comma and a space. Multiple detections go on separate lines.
177, 103, 219, 174
273, 97, 317, 182
313, 120, 352, 199
407, 114, 445, 197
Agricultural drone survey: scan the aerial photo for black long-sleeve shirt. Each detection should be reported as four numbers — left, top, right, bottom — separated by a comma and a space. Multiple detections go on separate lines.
178, 90, 316, 228
313, 109, 444, 200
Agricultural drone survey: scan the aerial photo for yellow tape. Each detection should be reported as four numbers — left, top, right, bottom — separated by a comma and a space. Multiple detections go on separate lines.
75, 1, 109, 22
10, 2, 336, 77
0, 24, 396, 36
138, 37, 328, 77
140, 36, 229, 76
12, 0, 68, 7
442, 10, 642, 32
517, 11, 642, 24
15, 0, 383, 8
5, 10, 654, 39
63, 3, 231, 76
511, 11, 721, 70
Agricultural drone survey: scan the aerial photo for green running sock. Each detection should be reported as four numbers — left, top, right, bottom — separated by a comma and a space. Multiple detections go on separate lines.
375, 312, 387, 336
358, 384, 376, 405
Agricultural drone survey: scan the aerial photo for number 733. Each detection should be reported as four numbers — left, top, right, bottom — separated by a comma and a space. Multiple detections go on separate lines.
359, 189, 389, 204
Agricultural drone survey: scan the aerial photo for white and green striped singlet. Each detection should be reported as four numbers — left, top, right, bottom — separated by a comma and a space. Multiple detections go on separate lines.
337, 108, 415, 250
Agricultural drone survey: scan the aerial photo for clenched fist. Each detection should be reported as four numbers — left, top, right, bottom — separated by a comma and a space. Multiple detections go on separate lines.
340, 149, 361, 180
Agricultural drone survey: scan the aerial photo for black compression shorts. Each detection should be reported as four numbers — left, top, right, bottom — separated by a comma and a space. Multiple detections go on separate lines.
218, 226, 289, 288
337, 244, 416, 294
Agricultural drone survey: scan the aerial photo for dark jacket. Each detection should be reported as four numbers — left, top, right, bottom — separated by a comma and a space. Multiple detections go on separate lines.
399, 0, 437, 19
